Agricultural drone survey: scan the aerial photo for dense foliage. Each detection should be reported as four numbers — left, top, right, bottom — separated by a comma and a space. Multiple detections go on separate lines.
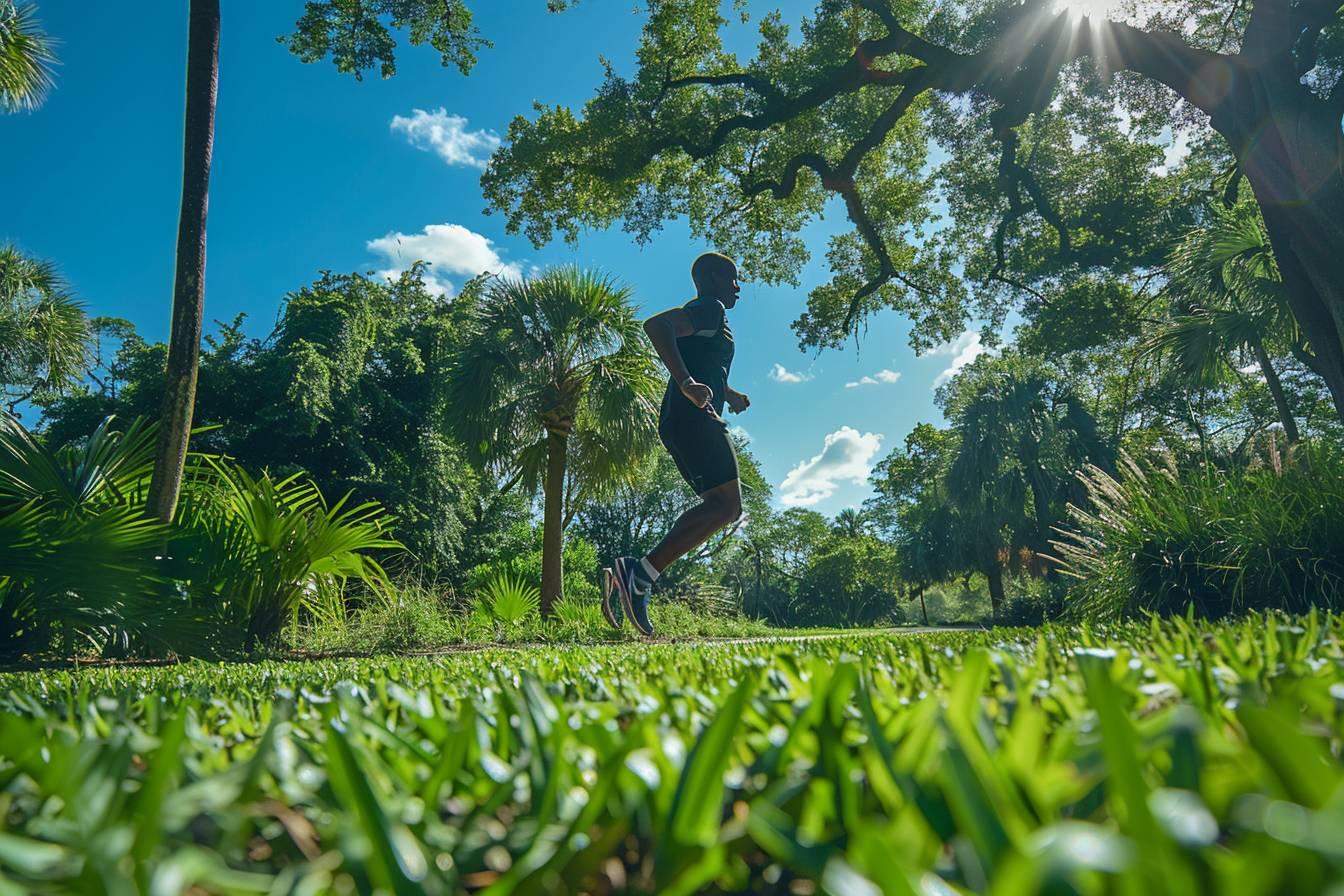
482, 0, 1344, 421
0, 413, 397, 659
41, 269, 488, 579
1055, 439, 1344, 620
1, 616, 1341, 892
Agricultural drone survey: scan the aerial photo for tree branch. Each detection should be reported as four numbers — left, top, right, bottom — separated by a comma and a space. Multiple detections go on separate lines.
639, 3, 1233, 340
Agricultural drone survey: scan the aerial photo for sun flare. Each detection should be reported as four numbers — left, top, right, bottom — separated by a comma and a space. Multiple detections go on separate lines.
1055, 0, 1125, 21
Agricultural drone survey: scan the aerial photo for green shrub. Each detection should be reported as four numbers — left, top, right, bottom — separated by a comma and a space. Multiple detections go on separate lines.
0, 414, 402, 659
466, 523, 601, 606
173, 459, 401, 648
0, 414, 212, 659
293, 583, 463, 654
793, 535, 904, 627
478, 569, 541, 624
1052, 440, 1344, 619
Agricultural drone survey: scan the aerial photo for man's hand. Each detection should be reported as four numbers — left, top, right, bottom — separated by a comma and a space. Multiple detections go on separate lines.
725, 387, 750, 414
680, 379, 714, 409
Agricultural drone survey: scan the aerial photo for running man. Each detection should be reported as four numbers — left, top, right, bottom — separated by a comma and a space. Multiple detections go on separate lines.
604, 252, 749, 636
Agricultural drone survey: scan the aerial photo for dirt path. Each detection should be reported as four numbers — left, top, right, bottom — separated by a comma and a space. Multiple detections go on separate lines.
1, 626, 986, 673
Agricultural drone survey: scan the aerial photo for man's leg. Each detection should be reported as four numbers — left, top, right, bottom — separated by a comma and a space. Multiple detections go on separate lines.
646, 479, 742, 572
610, 479, 741, 636
608, 413, 740, 636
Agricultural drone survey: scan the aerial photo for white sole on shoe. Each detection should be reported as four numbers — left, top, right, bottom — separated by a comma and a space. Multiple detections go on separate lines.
600, 567, 623, 629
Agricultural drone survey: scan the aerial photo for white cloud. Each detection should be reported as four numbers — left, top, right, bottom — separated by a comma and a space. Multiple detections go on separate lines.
845, 368, 901, 389
367, 223, 522, 297
769, 363, 812, 384
932, 330, 990, 387
728, 425, 750, 443
390, 109, 500, 169
779, 426, 883, 507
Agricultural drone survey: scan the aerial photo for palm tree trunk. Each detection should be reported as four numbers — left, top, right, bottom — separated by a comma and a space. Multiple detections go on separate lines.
915, 584, 928, 626
540, 429, 568, 617
986, 558, 1004, 624
147, 0, 219, 522
1251, 339, 1300, 443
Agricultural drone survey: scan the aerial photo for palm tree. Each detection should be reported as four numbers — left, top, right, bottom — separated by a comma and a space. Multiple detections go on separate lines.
447, 267, 661, 615
1145, 202, 1306, 443
146, 0, 219, 523
947, 363, 1110, 619
831, 507, 867, 539
0, 244, 89, 414
0, 2, 57, 113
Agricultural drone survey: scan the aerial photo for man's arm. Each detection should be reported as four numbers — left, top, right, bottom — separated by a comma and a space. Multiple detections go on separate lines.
724, 382, 751, 414
644, 309, 713, 409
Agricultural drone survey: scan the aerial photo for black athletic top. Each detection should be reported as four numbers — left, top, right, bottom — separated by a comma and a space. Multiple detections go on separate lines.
663, 295, 734, 418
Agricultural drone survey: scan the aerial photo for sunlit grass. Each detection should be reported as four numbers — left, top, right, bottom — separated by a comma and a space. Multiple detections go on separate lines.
1, 614, 1341, 892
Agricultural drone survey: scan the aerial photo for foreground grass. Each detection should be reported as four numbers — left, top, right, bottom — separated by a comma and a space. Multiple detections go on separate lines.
0, 615, 1341, 894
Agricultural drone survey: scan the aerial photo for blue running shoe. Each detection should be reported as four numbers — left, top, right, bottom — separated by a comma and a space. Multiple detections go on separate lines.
612, 556, 655, 637
600, 567, 624, 630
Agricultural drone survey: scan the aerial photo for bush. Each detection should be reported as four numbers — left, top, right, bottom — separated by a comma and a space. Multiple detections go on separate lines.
1052, 440, 1344, 619
0, 414, 401, 660
477, 569, 541, 624
793, 535, 904, 627
0, 415, 208, 660
466, 523, 601, 606
173, 460, 401, 648
997, 576, 1068, 626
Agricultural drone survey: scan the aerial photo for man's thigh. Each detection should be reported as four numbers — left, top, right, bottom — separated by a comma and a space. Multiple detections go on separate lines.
659, 412, 739, 495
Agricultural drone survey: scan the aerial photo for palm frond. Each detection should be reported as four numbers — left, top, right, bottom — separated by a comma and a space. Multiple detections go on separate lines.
0, 3, 57, 113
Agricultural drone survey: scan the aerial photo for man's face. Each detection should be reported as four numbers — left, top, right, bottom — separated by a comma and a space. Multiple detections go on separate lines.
718, 265, 742, 308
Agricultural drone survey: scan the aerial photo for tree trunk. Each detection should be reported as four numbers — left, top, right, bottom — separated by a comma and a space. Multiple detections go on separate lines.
540, 428, 568, 617
147, 0, 219, 523
1219, 84, 1344, 425
916, 584, 928, 626
753, 543, 763, 612
986, 559, 1004, 624
1251, 339, 1299, 443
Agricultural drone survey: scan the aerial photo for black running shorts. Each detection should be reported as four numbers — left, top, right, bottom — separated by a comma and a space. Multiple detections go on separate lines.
658, 393, 740, 495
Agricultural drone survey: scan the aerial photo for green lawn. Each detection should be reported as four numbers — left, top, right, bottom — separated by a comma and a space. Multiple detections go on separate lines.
0, 615, 1341, 893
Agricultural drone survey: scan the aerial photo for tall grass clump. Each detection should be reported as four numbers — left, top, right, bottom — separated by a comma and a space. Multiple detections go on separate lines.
1052, 438, 1344, 619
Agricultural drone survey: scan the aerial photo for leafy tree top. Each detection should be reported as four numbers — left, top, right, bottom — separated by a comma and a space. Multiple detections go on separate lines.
481, 0, 1344, 354
282, 0, 489, 78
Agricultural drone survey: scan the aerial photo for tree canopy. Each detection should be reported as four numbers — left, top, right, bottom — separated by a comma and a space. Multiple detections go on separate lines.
481, 0, 1344, 416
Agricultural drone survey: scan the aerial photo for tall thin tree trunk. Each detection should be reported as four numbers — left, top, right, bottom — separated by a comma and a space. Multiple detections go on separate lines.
147, 0, 219, 522
1251, 339, 1299, 443
916, 585, 928, 626
753, 543, 763, 613
986, 558, 1004, 625
540, 429, 568, 617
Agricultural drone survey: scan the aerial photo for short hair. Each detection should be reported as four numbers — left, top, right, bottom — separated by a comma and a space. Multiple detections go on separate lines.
691, 252, 737, 293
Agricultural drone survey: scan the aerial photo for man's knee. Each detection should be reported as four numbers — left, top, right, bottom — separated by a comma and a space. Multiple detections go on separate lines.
705, 488, 742, 525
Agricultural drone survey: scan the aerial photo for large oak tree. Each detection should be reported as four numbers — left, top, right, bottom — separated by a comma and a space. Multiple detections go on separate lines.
482, 0, 1344, 419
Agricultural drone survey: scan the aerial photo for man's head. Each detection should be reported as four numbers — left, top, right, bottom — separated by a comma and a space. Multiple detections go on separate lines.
691, 252, 741, 308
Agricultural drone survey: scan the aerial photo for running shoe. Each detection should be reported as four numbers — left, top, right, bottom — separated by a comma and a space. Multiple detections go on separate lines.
612, 556, 655, 637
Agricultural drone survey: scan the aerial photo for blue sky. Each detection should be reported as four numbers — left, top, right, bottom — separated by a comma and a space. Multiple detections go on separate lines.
0, 1, 993, 516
